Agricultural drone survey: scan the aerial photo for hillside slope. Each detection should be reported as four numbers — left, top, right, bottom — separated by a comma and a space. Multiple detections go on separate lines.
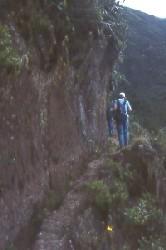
118, 8, 166, 130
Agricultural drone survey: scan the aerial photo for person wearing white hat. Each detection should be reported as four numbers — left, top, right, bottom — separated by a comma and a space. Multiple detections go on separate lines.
114, 92, 132, 147
119, 92, 126, 98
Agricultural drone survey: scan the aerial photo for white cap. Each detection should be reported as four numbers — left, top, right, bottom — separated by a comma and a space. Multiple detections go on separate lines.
119, 92, 125, 98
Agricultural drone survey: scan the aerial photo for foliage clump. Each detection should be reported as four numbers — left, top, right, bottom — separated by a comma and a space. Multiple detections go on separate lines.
129, 120, 151, 144
10, 0, 125, 70
86, 146, 166, 249
87, 180, 112, 214
0, 25, 21, 72
86, 161, 129, 216
124, 193, 163, 227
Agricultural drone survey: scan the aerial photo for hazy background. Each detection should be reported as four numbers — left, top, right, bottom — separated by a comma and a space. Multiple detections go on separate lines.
122, 0, 166, 18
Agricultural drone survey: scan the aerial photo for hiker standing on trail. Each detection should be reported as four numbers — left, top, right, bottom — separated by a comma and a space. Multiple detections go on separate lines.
114, 92, 132, 148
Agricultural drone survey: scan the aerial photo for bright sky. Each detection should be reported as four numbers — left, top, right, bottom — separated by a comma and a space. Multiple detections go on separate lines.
121, 0, 166, 18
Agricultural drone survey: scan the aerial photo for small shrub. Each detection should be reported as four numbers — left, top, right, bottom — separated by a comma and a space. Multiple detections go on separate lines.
87, 180, 112, 214
104, 158, 120, 173
124, 193, 163, 227
87, 177, 128, 215
0, 25, 21, 72
104, 158, 133, 185
130, 121, 150, 144
110, 180, 128, 207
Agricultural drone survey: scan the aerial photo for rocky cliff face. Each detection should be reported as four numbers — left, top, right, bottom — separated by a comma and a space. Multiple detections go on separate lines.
0, 1, 120, 248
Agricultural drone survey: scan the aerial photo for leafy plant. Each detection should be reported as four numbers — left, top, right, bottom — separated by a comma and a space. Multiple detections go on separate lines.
0, 25, 21, 72
111, 180, 128, 206
129, 120, 151, 145
87, 176, 128, 216
104, 158, 120, 172
124, 193, 163, 227
87, 180, 112, 214
105, 158, 133, 185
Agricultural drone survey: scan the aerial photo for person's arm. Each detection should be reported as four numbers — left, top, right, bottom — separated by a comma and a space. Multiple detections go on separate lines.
127, 101, 132, 112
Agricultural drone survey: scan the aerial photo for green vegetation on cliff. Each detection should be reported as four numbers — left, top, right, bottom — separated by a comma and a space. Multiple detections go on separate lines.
0, 24, 21, 72
4, 0, 125, 70
86, 137, 166, 249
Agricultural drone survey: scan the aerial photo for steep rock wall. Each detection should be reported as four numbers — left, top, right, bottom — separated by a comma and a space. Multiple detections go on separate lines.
0, 0, 118, 248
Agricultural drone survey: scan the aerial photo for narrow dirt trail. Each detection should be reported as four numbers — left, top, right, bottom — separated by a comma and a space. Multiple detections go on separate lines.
32, 158, 104, 250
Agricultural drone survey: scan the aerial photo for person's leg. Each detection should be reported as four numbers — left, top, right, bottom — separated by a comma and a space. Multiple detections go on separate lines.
123, 118, 129, 146
117, 123, 124, 147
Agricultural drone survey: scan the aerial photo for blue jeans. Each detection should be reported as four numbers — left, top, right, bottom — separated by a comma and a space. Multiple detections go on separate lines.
116, 117, 129, 147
